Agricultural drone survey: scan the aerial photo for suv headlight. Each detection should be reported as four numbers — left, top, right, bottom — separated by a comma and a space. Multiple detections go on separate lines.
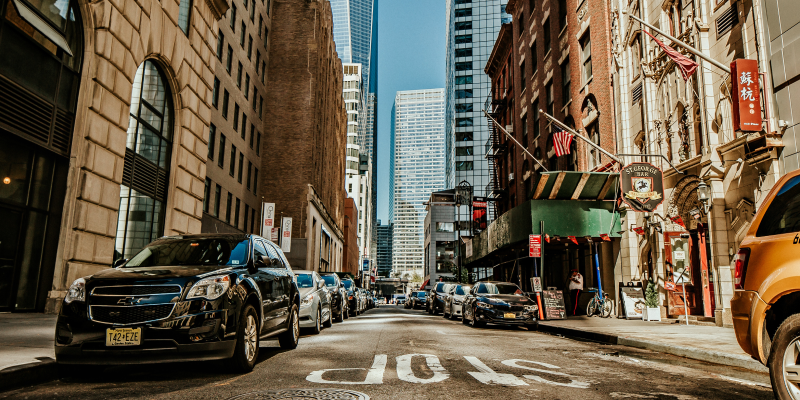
65, 278, 86, 303
301, 294, 315, 307
524, 305, 538, 312
187, 275, 230, 300
477, 301, 492, 309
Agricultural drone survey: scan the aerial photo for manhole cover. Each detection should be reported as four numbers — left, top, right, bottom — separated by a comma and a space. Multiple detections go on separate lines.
228, 388, 370, 400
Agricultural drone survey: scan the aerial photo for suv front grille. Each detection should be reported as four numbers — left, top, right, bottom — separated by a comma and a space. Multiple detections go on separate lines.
91, 285, 182, 296
90, 304, 175, 325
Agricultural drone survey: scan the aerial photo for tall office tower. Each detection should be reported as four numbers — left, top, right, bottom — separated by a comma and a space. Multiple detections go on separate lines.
203, 0, 273, 235
343, 64, 368, 266
444, 0, 510, 196
390, 89, 446, 277
376, 221, 393, 277
367, 0, 379, 263
330, 0, 375, 92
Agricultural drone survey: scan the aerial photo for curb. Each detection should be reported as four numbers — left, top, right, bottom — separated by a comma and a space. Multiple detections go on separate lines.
538, 323, 768, 373
0, 359, 59, 392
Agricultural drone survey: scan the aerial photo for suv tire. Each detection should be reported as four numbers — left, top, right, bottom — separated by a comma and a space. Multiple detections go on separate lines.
769, 313, 800, 399
311, 307, 322, 334
323, 307, 333, 328
226, 304, 259, 372
279, 304, 299, 349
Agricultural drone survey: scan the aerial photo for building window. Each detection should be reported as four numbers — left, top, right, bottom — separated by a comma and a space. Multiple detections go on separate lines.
520, 60, 526, 91
212, 78, 220, 108
247, 161, 252, 190
241, 114, 247, 139
226, 45, 233, 73
456, 146, 473, 156
229, 145, 236, 176
558, 0, 567, 30
230, 5, 236, 29
455, 89, 473, 98
218, 134, 226, 167
455, 48, 472, 57
203, 178, 211, 213
546, 82, 553, 115
258, 15, 263, 37
455, 0, 470, 3
216, 31, 224, 60
518, 10, 525, 37
254, 168, 258, 193
222, 89, 229, 118
532, 100, 540, 141
456, 117, 473, 127
455, 61, 472, 71
455, 76, 472, 85
455, 8, 472, 17
543, 19, 551, 54
561, 57, 570, 105
238, 153, 244, 183
588, 124, 601, 169
208, 123, 216, 160
530, 40, 537, 75
455, 103, 473, 112
214, 184, 221, 217
234, 198, 241, 228
114, 61, 174, 261
244, 74, 250, 99
226, 192, 232, 223
240, 21, 246, 46
580, 32, 592, 84
178, 0, 192, 35
456, 161, 474, 171
455, 34, 472, 44
455, 21, 472, 30
237, 63, 243, 87
233, 103, 239, 132
250, 0, 255, 20
521, 115, 528, 147
456, 131, 473, 141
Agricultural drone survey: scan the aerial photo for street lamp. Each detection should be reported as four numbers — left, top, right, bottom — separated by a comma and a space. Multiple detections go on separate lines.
697, 181, 711, 214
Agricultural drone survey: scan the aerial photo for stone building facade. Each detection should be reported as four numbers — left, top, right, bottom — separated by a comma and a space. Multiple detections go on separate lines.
0, 0, 228, 313
202, 0, 273, 235
261, 0, 347, 272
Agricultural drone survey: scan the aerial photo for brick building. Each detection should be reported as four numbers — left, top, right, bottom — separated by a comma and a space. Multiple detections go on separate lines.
261, 0, 347, 272
0, 0, 225, 312
342, 197, 359, 277
202, 0, 273, 235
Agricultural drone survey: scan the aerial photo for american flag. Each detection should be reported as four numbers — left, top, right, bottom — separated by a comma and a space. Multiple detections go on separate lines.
553, 127, 573, 157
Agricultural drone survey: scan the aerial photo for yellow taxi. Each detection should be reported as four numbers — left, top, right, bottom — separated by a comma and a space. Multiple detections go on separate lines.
732, 168, 800, 399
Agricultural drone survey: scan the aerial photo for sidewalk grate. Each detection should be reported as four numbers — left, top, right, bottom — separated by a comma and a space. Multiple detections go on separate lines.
228, 388, 370, 400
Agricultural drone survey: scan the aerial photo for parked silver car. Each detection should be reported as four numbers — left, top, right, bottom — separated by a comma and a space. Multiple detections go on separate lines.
295, 270, 332, 333
443, 284, 471, 320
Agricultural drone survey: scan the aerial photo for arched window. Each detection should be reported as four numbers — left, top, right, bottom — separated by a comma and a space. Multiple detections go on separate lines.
114, 60, 174, 261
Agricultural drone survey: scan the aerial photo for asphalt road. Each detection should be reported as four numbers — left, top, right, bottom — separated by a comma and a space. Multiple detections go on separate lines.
1, 305, 774, 400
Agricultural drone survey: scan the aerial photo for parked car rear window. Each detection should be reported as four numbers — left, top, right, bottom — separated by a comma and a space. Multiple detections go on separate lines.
321, 275, 338, 287
124, 238, 249, 268
757, 175, 800, 237
342, 280, 353, 289
455, 285, 469, 295
296, 274, 314, 288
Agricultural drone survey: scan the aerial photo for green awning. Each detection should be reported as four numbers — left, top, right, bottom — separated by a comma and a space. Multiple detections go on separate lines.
532, 171, 619, 201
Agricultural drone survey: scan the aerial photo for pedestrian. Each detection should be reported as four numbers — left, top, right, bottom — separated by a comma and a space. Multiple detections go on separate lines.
568, 269, 583, 316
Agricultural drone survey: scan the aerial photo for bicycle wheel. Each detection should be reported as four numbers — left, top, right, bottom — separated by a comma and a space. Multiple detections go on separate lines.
586, 298, 597, 317
600, 299, 613, 318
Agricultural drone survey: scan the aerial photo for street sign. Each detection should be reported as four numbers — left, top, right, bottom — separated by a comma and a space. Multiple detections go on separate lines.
362, 260, 370, 272
531, 277, 542, 293
730, 59, 762, 132
280, 217, 292, 253
261, 203, 275, 238
620, 162, 664, 212
529, 235, 541, 258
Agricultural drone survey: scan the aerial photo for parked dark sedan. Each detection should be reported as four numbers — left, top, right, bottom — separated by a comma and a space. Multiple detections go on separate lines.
341, 278, 360, 316
410, 291, 427, 309
320, 272, 348, 321
427, 282, 453, 315
462, 281, 538, 329
54, 234, 301, 372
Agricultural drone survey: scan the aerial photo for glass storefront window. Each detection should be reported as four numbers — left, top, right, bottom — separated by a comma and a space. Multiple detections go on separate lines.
435, 241, 454, 273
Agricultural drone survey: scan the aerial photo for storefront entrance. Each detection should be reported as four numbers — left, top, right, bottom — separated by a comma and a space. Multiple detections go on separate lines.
664, 230, 714, 317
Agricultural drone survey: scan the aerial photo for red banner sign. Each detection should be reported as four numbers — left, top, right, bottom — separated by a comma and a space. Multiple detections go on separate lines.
529, 235, 541, 258
730, 59, 762, 132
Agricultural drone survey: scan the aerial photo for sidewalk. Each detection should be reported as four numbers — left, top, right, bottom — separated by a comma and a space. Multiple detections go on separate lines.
0, 313, 58, 391
538, 316, 768, 373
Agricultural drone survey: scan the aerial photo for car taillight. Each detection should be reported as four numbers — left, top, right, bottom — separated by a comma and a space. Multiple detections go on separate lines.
733, 248, 751, 290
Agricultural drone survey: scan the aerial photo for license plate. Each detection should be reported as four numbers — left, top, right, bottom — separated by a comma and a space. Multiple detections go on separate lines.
106, 327, 141, 346
504, 313, 516, 319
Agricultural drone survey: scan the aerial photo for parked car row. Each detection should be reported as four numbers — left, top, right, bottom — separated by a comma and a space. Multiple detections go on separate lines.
54, 233, 378, 374
415, 281, 538, 330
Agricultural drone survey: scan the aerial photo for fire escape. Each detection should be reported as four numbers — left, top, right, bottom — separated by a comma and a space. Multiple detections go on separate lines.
484, 89, 507, 221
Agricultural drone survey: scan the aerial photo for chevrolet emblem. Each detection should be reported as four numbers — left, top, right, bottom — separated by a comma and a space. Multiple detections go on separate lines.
117, 297, 142, 306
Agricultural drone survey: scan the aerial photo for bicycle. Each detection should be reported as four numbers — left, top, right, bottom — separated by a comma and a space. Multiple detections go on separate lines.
585, 287, 613, 318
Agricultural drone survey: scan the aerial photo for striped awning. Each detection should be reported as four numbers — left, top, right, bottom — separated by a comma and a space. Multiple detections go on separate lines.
531, 171, 619, 201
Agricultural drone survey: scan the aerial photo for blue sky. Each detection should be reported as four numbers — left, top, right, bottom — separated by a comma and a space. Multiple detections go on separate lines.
375, 0, 446, 223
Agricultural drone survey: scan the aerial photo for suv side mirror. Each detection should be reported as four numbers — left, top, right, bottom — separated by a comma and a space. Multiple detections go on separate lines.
113, 258, 127, 268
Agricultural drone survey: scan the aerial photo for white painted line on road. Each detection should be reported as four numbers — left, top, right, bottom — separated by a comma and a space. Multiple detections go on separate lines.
502, 359, 590, 389
464, 356, 528, 386
396, 354, 449, 384
306, 354, 387, 385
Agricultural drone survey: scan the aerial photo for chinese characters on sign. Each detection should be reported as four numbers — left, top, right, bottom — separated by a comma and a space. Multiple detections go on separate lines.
730, 59, 762, 132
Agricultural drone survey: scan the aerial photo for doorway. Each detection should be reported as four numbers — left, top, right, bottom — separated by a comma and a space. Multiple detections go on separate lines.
663, 230, 714, 316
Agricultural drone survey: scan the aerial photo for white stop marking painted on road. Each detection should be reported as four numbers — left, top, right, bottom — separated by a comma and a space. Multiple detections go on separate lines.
306, 354, 387, 385
463, 356, 528, 386
502, 359, 590, 389
395, 354, 449, 384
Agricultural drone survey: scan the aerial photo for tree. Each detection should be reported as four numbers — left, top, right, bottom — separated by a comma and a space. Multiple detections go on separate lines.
449, 264, 470, 284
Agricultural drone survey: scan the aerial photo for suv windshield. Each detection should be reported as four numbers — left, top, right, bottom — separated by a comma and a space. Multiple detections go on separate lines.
456, 285, 470, 295
321, 275, 338, 287
484, 283, 523, 295
124, 238, 249, 268
342, 280, 353, 289
416, 292, 426, 298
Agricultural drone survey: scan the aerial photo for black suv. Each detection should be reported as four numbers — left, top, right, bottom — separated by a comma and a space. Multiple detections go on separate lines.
427, 282, 452, 315
54, 234, 301, 372
462, 281, 538, 329
320, 272, 348, 322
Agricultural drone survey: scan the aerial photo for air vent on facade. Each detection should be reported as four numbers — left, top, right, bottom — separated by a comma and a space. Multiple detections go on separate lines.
52, 109, 74, 154
123, 148, 169, 202
716, 7, 739, 38
0, 74, 53, 145
632, 83, 643, 103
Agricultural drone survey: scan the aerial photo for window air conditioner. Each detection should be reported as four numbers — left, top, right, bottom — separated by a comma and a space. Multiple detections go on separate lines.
508, 173, 514, 181
505, 125, 513, 133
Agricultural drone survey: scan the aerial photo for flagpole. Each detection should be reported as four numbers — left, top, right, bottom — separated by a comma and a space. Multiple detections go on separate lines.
623, 12, 731, 74
482, 109, 549, 171
539, 110, 623, 164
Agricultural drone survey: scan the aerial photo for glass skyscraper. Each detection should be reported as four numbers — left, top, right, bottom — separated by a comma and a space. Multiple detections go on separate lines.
331, 0, 375, 93
390, 89, 446, 277
444, 0, 509, 196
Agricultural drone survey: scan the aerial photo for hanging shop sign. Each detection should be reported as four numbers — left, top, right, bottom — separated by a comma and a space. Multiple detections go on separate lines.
472, 200, 488, 232
280, 217, 292, 253
529, 235, 541, 258
730, 59, 763, 132
620, 162, 664, 212
261, 203, 275, 238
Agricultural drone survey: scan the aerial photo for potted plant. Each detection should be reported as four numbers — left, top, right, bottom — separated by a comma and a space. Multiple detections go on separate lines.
643, 279, 661, 321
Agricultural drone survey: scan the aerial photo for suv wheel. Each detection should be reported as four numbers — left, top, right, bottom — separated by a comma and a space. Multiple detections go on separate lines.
227, 304, 259, 372
323, 306, 333, 328
769, 313, 800, 399
311, 307, 322, 334
279, 304, 299, 349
